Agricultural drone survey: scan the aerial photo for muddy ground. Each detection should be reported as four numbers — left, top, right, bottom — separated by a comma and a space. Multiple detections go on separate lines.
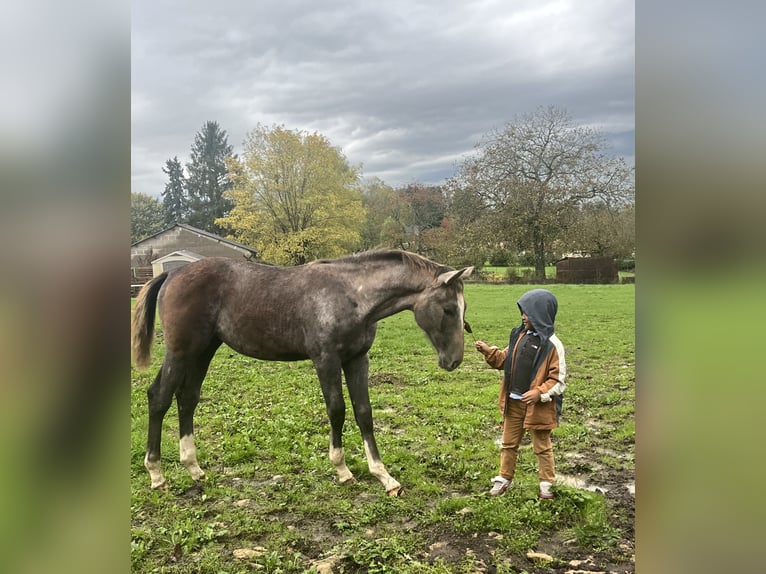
394, 471, 634, 573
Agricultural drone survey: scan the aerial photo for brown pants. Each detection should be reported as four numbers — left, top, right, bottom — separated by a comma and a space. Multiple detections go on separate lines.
499, 398, 555, 483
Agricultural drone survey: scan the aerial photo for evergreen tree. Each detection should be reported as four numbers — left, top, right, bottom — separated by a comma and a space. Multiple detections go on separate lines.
185, 121, 234, 233
161, 156, 187, 226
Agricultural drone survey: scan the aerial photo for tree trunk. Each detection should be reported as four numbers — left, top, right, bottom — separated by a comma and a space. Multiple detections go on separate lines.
533, 229, 546, 280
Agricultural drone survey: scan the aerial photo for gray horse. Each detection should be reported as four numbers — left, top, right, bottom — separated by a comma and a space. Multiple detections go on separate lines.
131, 249, 473, 495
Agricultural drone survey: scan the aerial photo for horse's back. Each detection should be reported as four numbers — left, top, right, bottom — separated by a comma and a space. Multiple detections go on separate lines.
158, 258, 347, 361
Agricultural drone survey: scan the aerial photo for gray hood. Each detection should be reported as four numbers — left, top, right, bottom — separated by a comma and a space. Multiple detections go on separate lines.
516, 289, 558, 345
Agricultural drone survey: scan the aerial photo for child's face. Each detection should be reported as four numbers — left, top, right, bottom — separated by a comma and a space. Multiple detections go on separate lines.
521, 311, 534, 331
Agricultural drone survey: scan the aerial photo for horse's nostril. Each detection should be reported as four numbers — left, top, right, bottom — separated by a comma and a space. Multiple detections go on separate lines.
440, 358, 460, 371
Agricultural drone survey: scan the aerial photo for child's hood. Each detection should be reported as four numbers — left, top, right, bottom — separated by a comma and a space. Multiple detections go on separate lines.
517, 289, 558, 343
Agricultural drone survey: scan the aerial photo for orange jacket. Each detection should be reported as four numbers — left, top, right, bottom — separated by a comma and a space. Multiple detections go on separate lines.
480, 331, 566, 430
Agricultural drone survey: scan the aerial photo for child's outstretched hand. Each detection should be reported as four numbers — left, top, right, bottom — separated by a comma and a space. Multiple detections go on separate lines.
474, 340, 490, 355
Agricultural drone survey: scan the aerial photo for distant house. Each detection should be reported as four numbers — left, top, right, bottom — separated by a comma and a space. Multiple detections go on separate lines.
131, 224, 259, 293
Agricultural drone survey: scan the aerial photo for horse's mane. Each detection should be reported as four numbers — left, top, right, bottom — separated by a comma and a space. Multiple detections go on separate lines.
313, 249, 451, 276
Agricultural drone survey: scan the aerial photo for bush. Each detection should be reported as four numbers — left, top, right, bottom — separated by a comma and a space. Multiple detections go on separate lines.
617, 259, 635, 272
504, 268, 523, 284
488, 249, 512, 266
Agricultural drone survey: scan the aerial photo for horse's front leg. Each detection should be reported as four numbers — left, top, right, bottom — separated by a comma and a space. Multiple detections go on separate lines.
314, 356, 354, 484
344, 353, 403, 496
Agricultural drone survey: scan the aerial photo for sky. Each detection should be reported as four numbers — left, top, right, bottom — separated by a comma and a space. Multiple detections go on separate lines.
131, 0, 634, 198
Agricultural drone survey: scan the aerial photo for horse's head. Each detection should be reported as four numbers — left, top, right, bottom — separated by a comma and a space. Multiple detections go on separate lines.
412, 266, 474, 371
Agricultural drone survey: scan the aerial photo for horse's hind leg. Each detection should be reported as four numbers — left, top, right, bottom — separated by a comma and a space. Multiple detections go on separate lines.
344, 353, 402, 496
176, 382, 205, 481
145, 365, 180, 489
175, 342, 219, 482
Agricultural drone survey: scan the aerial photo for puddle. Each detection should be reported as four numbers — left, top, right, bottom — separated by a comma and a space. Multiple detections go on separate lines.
557, 474, 635, 497
594, 446, 634, 461
557, 473, 609, 494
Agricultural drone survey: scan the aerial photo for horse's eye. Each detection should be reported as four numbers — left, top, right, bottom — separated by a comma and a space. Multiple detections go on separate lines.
444, 307, 456, 316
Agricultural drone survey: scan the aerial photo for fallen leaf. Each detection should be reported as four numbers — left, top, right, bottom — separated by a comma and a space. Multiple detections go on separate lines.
526, 551, 554, 562
233, 547, 267, 560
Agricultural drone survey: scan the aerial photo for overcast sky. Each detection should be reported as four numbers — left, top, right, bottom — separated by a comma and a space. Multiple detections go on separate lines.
132, 0, 634, 198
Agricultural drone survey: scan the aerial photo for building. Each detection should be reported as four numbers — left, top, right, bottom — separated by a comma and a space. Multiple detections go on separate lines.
131, 223, 260, 294
555, 256, 618, 284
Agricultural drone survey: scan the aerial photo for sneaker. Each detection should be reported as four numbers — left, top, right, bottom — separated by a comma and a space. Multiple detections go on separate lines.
489, 476, 512, 496
539, 481, 554, 499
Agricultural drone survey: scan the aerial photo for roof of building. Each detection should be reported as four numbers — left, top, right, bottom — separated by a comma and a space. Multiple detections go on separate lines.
131, 223, 258, 256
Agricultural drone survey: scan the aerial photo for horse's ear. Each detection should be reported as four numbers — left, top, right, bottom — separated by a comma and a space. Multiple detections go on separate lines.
436, 266, 474, 287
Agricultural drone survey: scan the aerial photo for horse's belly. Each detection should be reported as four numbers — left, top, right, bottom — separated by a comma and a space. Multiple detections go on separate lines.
226, 339, 309, 362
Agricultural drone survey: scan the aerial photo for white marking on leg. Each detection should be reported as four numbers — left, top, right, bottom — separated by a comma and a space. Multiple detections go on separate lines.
179, 434, 205, 480
144, 454, 166, 489
364, 440, 401, 494
329, 444, 354, 483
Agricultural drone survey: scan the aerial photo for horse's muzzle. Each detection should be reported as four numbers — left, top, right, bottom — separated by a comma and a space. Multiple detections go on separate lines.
441, 358, 462, 371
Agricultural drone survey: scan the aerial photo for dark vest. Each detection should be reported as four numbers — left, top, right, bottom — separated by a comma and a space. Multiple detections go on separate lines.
507, 331, 541, 396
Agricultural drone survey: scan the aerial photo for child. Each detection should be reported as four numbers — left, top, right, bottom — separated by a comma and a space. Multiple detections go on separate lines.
474, 288, 566, 499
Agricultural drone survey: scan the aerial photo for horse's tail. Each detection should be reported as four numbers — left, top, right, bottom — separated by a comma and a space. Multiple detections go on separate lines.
131, 272, 168, 369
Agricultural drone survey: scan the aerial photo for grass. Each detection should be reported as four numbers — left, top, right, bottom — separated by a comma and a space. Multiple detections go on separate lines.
131, 283, 634, 572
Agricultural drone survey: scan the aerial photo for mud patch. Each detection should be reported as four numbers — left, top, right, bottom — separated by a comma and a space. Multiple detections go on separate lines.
369, 372, 407, 386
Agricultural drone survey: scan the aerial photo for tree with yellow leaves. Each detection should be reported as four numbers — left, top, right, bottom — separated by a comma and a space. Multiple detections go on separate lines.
217, 125, 365, 265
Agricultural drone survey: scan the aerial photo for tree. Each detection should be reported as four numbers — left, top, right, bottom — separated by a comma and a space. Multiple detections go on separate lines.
217, 125, 364, 265
363, 183, 448, 254
452, 106, 634, 277
131, 192, 165, 243
564, 202, 635, 259
439, 179, 494, 268
398, 184, 446, 255
360, 177, 398, 250
161, 156, 188, 226
185, 121, 234, 233
445, 181, 486, 226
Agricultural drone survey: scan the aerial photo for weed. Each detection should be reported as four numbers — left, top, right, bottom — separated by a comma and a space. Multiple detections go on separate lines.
340, 534, 423, 572
548, 486, 622, 552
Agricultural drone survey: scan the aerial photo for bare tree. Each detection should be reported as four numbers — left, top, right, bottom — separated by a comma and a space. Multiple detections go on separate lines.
564, 203, 635, 259
453, 106, 634, 277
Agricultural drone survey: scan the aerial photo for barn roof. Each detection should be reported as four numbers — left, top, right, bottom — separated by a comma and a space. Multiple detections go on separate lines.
131, 223, 258, 257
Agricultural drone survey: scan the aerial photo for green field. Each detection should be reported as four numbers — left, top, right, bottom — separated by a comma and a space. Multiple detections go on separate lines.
131, 283, 635, 573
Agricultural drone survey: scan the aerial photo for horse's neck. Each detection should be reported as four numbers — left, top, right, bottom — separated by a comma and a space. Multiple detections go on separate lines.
346, 264, 429, 323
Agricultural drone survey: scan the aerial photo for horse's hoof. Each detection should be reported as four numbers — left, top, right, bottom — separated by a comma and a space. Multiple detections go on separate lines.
150, 479, 168, 491
387, 486, 404, 497
339, 476, 357, 485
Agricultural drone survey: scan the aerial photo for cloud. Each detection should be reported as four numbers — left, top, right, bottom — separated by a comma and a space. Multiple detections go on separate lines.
132, 0, 634, 196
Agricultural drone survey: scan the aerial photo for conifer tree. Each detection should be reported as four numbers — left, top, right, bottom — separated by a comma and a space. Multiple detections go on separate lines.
161, 156, 187, 226
185, 121, 234, 233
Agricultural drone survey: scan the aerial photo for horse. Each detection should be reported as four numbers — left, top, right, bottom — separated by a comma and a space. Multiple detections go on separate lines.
131, 249, 473, 496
